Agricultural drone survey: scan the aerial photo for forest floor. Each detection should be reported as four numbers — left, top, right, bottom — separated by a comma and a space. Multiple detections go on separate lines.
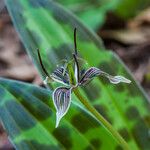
0, 8, 150, 150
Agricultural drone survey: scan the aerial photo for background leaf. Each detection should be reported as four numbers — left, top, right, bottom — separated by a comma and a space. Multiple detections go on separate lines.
5, 0, 150, 149
56, 0, 120, 30
57, 0, 150, 30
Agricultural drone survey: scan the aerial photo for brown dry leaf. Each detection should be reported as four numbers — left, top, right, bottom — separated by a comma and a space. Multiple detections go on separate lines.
143, 59, 150, 97
0, 20, 42, 84
0, 25, 21, 67
0, 14, 11, 31
100, 8, 150, 45
128, 7, 150, 28
134, 63, 147, 83
0, 0, 5, 13
100, 27, 150, 45
118, 42, 150, 60
33, 74, 43, 85
0, 64, 38, 81
144, 59, 150, 83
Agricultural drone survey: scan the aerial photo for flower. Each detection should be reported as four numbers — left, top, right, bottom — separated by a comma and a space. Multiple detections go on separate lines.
37, 28, 131, 128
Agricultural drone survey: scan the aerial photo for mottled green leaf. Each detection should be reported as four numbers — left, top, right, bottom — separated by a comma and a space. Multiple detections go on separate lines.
0, 78, 118, 150
5, 0, 150, 150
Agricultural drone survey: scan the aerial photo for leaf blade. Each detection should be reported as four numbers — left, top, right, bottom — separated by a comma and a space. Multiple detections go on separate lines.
0, 78, 118, 150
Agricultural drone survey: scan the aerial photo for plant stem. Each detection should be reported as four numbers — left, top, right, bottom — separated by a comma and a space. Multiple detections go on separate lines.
74, 88, 130, 150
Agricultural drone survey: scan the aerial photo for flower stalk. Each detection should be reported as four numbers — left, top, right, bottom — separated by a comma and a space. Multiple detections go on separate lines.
74, 88, 130, 150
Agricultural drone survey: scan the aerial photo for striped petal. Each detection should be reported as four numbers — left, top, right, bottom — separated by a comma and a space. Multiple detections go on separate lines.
107, 75, 131, 84
79, 67, 131, 85
100, 71, 131, 84
79, 67, 101, 85
53, 87, 72, 128
51, 66, 70, 86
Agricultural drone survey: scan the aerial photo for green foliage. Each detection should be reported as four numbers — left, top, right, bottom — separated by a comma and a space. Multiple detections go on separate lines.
56, 0, 120, 30
1, 0, 150, 149
115, 0, 150, 19
0, 78, 117, 150
57, 0, 150, 29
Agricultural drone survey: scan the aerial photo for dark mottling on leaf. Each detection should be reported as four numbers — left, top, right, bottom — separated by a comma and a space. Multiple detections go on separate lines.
98, 61, 117, 85
19, 140, 61, 150
99, 61, 115, 75
132, 119, 150, 149
10, 1, 25, 20
71, 113, 100, 133
53, 126, 72, 149
4, 84, 53, 121
28, 0, 48, 8
122, 71, 147, 98
52, 9, 68, 24
6, 101, 36, 130
83, 82, 101, 101
90, 138, 102, 149
126, 83, 141, 97
126, 85, 150, 112
144, 116, 150, 127
114, 84, 125, 93
94, 104, 113, 124
28, 86, 52, 105
118, 128, 130, 141
115, 145, 123, 150
125, 106, 140, 120
0, 88, 5, 99
110, 56, 120, 71
52, 43, 73, 61
84, 145, 94, 150
28, 30, 42, 47
20, 99, 53, 121
125, 99, 129, 104
47, 145, 61, 150
98, 75, 109, 85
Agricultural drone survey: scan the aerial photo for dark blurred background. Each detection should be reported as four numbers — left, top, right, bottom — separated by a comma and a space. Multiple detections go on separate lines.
0, 0, 150, 149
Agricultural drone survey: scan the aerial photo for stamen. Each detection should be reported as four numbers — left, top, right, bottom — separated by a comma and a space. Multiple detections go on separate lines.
37, 48, 50, 77
74, 28, 78, 55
